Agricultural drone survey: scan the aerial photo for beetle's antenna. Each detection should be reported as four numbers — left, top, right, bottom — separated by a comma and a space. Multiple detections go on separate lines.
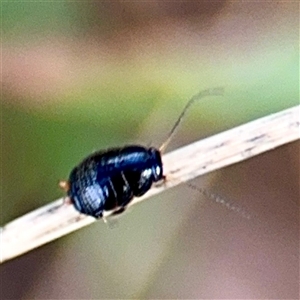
187, 183, 251, 219
159, 87, 224, 153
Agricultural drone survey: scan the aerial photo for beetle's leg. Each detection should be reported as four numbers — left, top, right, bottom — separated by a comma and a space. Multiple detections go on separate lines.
59, 180, 73, 205
154, 174, 167, 188
102, 206, 126, 224
111, 206, 126, 216
103, 215, 119, 228
59, 180, 70, 192
63, 196, 73, 205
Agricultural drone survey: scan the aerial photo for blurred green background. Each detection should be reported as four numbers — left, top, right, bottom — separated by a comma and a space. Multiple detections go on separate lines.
1, 2, 299, 299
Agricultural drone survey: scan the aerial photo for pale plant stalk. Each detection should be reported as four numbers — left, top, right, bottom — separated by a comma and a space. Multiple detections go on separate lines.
1, 105, 299, 263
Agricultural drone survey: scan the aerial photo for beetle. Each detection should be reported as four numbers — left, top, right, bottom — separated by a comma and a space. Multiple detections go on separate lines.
60, 88, 224, 218
61, 146, 164, 218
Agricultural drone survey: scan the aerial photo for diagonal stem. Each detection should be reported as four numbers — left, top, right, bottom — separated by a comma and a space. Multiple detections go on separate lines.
1, 105, 299, 263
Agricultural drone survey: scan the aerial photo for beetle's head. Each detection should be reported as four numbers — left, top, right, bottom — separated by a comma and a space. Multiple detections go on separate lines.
148, 147, 163, 182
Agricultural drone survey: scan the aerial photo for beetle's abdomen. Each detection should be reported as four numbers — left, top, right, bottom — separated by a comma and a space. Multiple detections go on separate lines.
68, 145, 163, 218
68, 157, 108, 217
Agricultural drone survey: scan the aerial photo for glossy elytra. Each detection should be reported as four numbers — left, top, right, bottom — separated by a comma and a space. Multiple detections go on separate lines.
60, 88, 224, 218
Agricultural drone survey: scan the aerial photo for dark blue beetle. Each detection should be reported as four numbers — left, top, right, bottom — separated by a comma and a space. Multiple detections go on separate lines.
67, 146, 163, 218
60, 88, 223, 218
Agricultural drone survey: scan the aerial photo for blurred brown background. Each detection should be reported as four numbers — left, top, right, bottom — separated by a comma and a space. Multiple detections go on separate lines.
1, 1, 299, 299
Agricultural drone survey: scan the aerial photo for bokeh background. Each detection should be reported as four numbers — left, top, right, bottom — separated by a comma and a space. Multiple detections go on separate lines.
1, 1, 299, 299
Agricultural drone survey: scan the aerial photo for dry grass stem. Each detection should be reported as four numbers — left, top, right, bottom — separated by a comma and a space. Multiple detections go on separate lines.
1, 105, 299, 263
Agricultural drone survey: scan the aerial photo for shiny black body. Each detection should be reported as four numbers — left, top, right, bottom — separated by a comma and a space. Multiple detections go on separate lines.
68, 145, 163, 218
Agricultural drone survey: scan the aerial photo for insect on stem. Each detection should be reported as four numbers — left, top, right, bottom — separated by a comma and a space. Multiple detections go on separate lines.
60, 87, 225, 219
159, 87, 224, 153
